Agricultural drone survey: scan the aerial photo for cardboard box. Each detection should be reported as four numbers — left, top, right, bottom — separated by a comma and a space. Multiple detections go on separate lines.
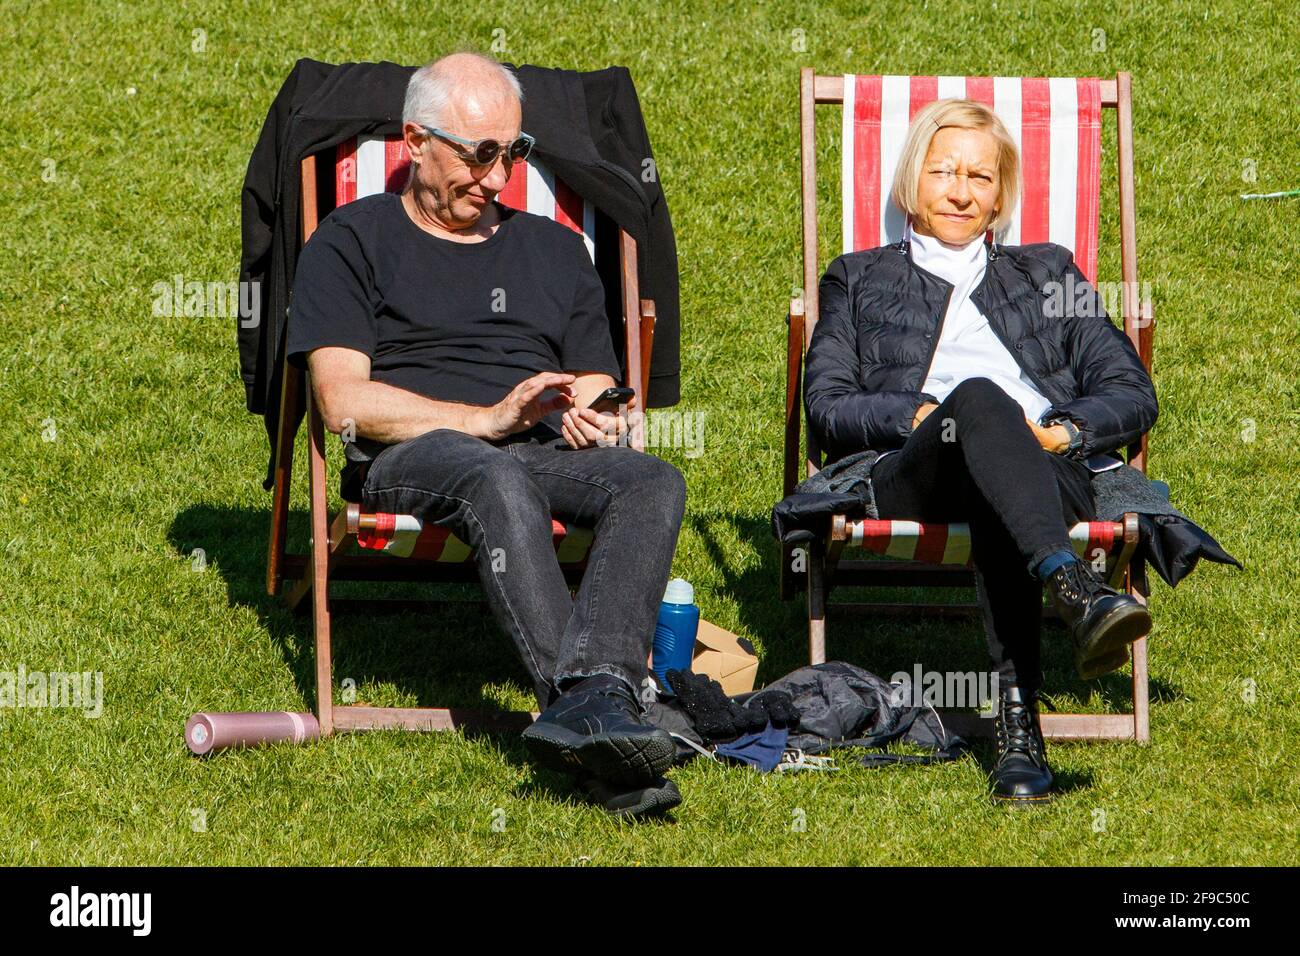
691, 619, 759, 695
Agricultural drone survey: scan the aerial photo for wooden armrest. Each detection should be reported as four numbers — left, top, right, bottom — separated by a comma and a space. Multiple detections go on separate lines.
639, 298, 656, 409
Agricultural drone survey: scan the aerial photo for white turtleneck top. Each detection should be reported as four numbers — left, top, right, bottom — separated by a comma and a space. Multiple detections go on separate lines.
908, 221, 1053, 423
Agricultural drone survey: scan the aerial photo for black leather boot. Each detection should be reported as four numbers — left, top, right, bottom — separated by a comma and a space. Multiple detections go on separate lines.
990, 684, 1054, 804
1045, 560, 1151, 679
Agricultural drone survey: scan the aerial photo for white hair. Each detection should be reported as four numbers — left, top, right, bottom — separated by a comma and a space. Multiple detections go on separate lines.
402, 53, 524, 129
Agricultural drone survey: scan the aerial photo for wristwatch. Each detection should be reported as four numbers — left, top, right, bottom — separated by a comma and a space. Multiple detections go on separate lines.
1046, 416, 1083, 454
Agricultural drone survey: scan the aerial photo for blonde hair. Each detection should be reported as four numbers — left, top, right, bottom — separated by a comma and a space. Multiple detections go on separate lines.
889, 98, 1020, 234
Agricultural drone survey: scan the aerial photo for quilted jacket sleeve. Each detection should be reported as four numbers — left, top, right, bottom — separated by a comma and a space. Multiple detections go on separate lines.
1042, 254, 1158, 459
804, 256, 937, 459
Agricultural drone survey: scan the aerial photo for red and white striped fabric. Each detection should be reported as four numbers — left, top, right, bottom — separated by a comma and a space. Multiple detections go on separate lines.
334, 134, 596, 262
841, 76, 1102, 282
846, 519, 1123, 567
357, 514, 595, 563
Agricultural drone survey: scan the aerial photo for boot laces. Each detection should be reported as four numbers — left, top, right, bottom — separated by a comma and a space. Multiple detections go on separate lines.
1078, 560, 1118, 597
1055, 563, 1086, 603
996, 696, 1045, 767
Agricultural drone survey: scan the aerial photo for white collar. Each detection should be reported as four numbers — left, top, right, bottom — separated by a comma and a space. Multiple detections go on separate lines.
905, 219, 986, 286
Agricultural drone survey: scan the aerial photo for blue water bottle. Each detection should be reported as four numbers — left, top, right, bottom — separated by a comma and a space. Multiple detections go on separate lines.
652, 577, 700, 692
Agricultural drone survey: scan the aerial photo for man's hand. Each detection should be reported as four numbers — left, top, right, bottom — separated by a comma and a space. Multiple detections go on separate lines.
560, 404, 637, 449
481, 372, 576, 441
1027, 418, 1071, 454
559, 372, 642, 450
912, 402, 939, 431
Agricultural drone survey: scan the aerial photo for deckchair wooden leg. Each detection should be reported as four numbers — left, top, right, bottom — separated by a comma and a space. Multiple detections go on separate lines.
825, 516, 848, 591
1129, 563, 1151, 744
283, 570, 312, 612
807, 541, 827, 665
1131, 635, 1150, 743
283, 509, 351, 612
1107, 514, 1152, 743
618, 230, 654, 436
306, 385, 334, 737
639, 305, 656, 410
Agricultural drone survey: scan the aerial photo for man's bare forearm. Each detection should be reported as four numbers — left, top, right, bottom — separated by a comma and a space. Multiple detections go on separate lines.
322, 378, 491, 443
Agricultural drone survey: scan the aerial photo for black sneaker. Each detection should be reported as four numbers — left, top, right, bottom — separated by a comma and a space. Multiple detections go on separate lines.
577, 775, 682, 818
522, 675, 675, 789
1045, 560, 1151, 679
989, 685, 1054, 805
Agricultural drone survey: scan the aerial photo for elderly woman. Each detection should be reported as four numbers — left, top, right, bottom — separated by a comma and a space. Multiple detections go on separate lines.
804, 99, 1158, 803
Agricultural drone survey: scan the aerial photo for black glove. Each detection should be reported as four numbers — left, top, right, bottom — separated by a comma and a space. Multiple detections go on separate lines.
666, 670, 802, 744
665, 669, 751, 743
744, 689, 802, 730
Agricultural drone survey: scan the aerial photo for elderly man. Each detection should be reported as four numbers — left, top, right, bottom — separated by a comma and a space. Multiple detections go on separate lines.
287, 52, 686, 817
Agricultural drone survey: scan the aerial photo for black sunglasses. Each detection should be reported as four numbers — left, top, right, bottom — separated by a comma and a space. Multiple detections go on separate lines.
421, 126, 535, 166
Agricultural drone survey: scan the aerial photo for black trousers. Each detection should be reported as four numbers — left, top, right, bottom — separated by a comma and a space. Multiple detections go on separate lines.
361, 427, 686, 709
870, 378, 1095, 695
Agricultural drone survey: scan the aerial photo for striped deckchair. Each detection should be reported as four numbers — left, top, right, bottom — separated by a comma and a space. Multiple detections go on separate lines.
782, 70, 1156, 742
266, 134, 657, 738
840, 75, 1102, 281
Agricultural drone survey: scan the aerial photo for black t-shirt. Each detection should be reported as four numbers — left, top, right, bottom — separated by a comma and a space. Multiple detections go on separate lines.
287, 191, 621, 439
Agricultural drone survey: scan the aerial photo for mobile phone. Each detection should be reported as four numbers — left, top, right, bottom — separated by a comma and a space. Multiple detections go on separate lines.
586, 386, 635, 414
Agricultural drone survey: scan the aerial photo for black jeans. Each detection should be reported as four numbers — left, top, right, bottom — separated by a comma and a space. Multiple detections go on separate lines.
870, 378, 1095, 695
361, 426, 687, 709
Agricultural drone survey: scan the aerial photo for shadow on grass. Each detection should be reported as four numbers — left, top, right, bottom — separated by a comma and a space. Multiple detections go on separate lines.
965, 741, 1096, 795
511, 770, 680, 824
166, 501, 1187, 797
687, 510, 1188, 711
167, 504, 543, 738
842, 737, 1093, 796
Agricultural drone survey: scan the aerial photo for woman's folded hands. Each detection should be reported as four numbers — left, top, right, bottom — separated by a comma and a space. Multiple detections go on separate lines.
1026, 418, 1071, 454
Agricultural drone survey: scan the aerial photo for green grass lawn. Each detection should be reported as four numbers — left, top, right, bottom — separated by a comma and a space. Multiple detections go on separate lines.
1, 0, 1296, 865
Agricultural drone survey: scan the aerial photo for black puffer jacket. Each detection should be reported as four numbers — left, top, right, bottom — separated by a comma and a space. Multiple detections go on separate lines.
804, 238, 1158, 464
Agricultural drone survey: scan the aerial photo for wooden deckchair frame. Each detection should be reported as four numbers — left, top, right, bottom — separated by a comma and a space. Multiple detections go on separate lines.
265, 151, 657, 737
782, 70, 1156, 742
